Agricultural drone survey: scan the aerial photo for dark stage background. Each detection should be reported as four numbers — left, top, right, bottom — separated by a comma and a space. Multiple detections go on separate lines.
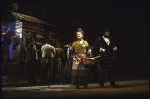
1, 0, 149, 80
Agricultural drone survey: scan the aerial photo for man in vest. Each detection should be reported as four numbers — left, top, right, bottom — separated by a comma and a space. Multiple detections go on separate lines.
40, 40, 56, 84
55, 39, 65, 84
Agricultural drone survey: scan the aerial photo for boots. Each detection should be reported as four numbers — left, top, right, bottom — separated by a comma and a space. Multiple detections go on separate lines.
83, 75, 89, 89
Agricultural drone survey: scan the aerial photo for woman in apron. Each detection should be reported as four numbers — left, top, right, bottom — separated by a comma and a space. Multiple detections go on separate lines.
71, 28, 91, 89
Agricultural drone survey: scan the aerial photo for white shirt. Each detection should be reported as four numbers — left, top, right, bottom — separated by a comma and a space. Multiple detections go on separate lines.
102, 36, 110, 46
41, 44, 56, 58
99, 36, 117, 52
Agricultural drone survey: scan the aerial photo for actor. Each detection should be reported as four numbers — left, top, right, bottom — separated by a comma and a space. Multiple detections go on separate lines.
93, 28, 118, 88
64, 43, 73, 84
25, 37, 38, 85
1, 23, 11, 62
40, 40, 56, 84
71, 28, 91, 89
55, 39, 65, 84
1, 23, 11, 79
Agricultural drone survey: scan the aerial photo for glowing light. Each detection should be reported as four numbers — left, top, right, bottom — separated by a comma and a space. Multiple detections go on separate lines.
73, 31, 74, 32
82, 26, 83, 27
60, 25, 61, 26
73, 24, 74, 25
92, 25, 93, 26
96, 29, 97, 30
50, 22, 51, 23
83, 22, 84, 23
88, 30, 89, 31
116, 33, 117, 34
61, 21, 62, 22
120, 37, 121, 38
99, 33, 100, 34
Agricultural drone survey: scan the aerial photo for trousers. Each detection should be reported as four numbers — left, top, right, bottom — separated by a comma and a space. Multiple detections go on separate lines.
40, 57, 53, 83
99, 58, 116, 85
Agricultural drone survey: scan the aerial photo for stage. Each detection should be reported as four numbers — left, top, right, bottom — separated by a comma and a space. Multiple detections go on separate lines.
2, 79, 149, 99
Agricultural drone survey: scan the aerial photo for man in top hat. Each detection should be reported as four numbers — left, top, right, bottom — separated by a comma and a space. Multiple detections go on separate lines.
25, 37, 38, 85
40, 39, 56, 84
93, 28, 118, 88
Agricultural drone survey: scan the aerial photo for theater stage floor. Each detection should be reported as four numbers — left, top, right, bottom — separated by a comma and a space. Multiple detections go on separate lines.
2, 79, 149, 99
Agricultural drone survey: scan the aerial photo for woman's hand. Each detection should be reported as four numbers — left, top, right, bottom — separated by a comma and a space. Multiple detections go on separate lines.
81, 57, 86, 64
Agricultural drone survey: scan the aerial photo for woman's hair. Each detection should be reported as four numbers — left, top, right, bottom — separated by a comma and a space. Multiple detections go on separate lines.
76, 31, 84, 35
76, 28, 84, 35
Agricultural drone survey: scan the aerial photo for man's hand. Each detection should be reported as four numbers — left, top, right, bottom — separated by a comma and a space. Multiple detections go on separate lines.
100, 48, 106, 52
64, 45, 69, 47
113, 46, 117, 51
6, 31, 8, 33
2, 32, 6, 35
33, 45, 36, 50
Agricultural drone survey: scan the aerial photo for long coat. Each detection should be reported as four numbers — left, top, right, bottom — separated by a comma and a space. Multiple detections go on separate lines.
93, 36, 117, 83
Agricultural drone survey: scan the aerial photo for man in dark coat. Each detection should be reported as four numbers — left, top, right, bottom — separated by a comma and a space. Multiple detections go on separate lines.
93, 28, 118, 88
25, 37, 38, 85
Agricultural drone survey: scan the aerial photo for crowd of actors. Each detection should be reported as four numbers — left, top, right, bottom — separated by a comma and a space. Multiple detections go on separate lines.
25, 27, 118, 89
25, 38, 64, 85
1, 23, 118, 88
